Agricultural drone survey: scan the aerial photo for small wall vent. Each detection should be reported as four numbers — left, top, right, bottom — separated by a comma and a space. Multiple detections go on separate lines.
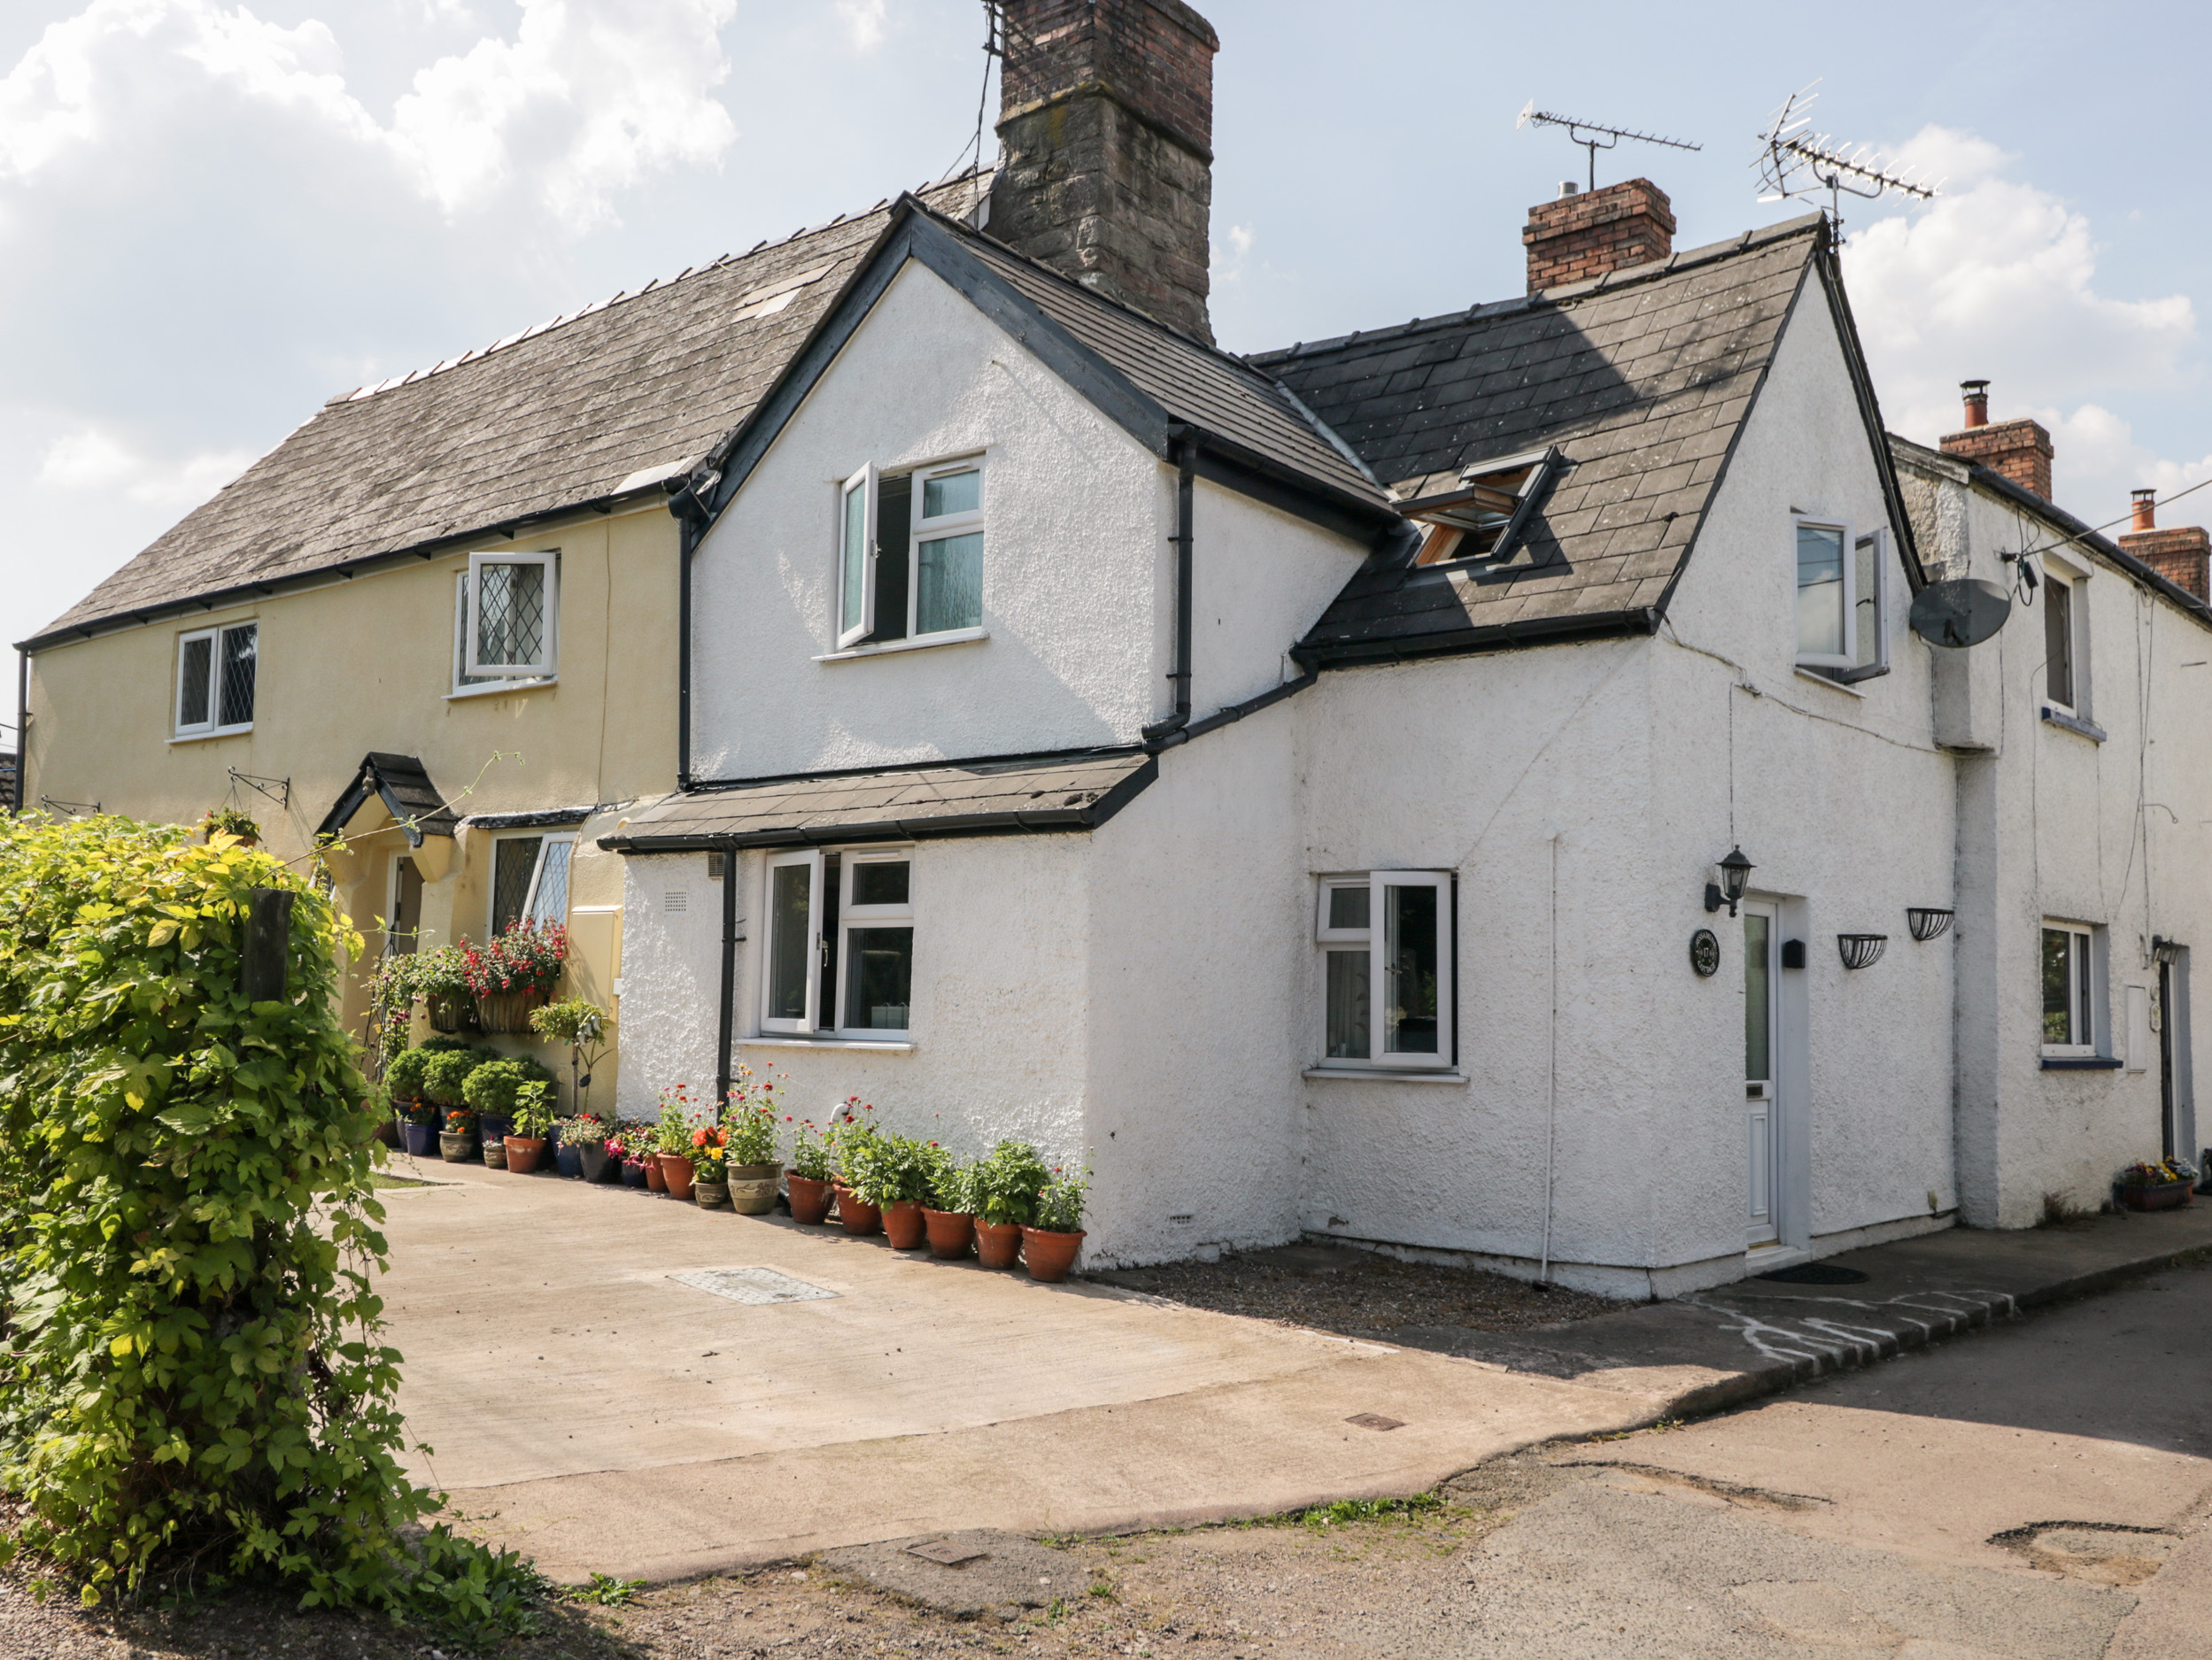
663, 889, 689, 914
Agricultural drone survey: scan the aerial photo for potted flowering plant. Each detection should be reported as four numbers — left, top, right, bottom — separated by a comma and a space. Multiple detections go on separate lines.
920, 1145, 978, 1261
398, 1097, 440, 1158
654, 1087, 698, 1198
464, 919, 568, 1034
831, 1100, 885, 1236
2116, 1157, 2198, 1211
1022, 1160, 1091, 1283
787, 1120, 836, 1224
691, 1123, 731, 1209
414, 944, 479, 1033
504, 1085, 553, 1173
607, 1123, 651, 1187
561, 1112, 615, 1182
438, 1107, 478, 1162
971, 1140, 1054, 1270
723, 1080, 784, 1215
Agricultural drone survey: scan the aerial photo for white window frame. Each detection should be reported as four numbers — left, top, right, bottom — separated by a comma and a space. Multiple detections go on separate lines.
2041, 920, 2098, 1057
452, 572, 556, 697
909, 458, 985, 640
837, 463, 878, 649
174, 620, 257, 738
835, 847, 914, 1038
487, 831, 575, 938
761, 848, 825, 1033
1792, 516, 1858, 674
463, 549, 560, 679
1847, 527, 1890, 679
1315, 870, 1454, 1071
2041, 561, 2087, 718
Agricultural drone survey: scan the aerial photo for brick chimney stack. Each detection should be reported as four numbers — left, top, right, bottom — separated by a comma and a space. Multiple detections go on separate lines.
988, 0, 1219, 344
1939, 380, 2053, 501
2117, 488, 2211, 600
1523, 178, 1676, 294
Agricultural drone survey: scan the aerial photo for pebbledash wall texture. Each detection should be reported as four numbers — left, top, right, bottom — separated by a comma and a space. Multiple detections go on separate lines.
989, 0, 1218, 343
1522, 179, 1677, 294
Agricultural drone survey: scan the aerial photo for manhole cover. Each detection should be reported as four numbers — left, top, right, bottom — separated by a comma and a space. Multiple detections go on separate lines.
1345, 1413, 1404, 1431
905, 1539, 988, 1566
670, 1268, 838, 1305
1755, 1263, 1870, 1285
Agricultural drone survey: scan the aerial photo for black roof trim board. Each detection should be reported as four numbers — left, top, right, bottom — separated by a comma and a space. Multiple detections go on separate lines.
684, 742, 1148, 794
1183, 442, 1392, 544
460, 805, 600, 830
1304, 606, 1662, 669
1814, 242, 1926, 590
314, 753, 460, 846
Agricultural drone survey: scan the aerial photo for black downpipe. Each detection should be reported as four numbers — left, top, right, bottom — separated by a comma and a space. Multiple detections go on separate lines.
12, 647, 27, 813
677, 513, 697, 789
715, 845, 738, 1105
1141, 435, 1196, 745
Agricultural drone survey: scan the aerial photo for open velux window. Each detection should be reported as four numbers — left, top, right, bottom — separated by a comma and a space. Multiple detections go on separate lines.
761, 846, 915, 1038
1404, 446, 1561, 567
174, 621, 257, 737
836, 458, 985, 648
1316, 871, 1453, 1069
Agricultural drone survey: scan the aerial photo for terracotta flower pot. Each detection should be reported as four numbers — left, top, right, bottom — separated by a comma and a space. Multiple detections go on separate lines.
661, 1154, 696, 1201
482, 1139, 507, 1170
503, 1136, 546, 1174
646, 1153, 669, 1193
882, 1200, 927, 1250
2119, 1179, 2193, 1212
1020, 1226, 1086, 1283
727, 1162, 783, 1216
834, 1184, 882, 1236
922, 1208, 976, 1261
694, 1178, 731, 1210
474, 989, 541, 1034
438, 1131, 475, 1162
787, 1174, 834, 1224
974, 1220, 1023, 1270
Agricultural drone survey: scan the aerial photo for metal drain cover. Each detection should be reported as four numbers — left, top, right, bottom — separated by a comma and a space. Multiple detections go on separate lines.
905, 1539, 988, 1566
671, 1267, 838, 1306
1345, 1413, 1404, 1432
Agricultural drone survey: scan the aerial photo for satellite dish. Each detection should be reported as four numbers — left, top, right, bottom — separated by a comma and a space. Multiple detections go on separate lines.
1909, 578, 2012, 649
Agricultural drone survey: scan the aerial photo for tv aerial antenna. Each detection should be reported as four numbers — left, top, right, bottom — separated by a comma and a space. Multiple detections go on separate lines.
1517, 102, 1700, 193
1755, 82, 1937, 237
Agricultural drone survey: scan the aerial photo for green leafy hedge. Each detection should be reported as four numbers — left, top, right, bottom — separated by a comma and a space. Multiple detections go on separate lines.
0, 815, 531, 1630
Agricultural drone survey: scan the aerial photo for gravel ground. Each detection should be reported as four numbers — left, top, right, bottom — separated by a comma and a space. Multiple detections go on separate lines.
1089, 1244, 1627, 1338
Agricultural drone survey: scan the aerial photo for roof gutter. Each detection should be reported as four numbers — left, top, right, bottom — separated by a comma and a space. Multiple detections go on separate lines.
1303, 606, 1662, 668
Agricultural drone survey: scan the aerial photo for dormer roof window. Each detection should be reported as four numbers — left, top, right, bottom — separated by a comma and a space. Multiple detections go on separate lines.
1401, 446, 1562, 567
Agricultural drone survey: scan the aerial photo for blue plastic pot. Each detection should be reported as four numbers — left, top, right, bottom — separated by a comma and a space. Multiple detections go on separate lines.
554, 1144, 584, 1179
401, 1123, 437, 1157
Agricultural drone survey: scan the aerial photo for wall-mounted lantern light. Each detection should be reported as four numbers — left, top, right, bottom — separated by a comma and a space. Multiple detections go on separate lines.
2153, 935, 2184, 967
1704, 846, 1754, 917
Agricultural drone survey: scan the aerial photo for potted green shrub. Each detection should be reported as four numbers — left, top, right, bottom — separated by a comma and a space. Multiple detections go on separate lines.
972, 1140, 1053, 1269
383, 1046, 431, 1125
465, 920, 567, 1034
920, 1146, 978, 1261
420, 1048, 482, 1120
530, 998, 611, 1120
861, 1133, 932, 1250
200, 806, 259, 845
787, 1119, 835, 1223
831, 1102, 885, 1236
723, 1086, 783, 1215
505, 1084, 553, 1173
1022, 1161, 1090, 1283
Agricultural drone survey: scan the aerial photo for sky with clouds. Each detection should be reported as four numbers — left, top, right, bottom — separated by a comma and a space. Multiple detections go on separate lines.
5, 0, 2208, 740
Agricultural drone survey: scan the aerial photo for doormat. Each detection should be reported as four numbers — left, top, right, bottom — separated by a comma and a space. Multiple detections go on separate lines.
1754, 1262, 1870, 1285
670, 1267, 839, 1305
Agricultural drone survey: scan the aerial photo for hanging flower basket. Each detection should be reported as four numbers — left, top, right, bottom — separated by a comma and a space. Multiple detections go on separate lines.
427, 990, 477, 1033
475, 990, 540, 1033
461, 921, 568, 1033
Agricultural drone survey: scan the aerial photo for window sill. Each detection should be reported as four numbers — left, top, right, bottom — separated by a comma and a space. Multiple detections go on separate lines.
2040, 1054, 2123, 1070
169, 725, 253, 745
2040, 706, 2107, 743
739, 1034, 916, 1053
1303, 1066, 1467, 1085
448, 676, 557, 702
816, 627, 988, 662
1793, 666, 1868, 699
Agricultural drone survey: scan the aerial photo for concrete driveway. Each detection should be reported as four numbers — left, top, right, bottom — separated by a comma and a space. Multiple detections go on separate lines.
375, 1157, 1694, 1582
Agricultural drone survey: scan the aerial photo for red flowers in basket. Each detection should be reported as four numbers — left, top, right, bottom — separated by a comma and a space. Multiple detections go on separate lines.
461, 919, 568, 1000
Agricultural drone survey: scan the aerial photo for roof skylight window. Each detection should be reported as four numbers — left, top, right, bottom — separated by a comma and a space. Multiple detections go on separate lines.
1402, 446, 1561, 567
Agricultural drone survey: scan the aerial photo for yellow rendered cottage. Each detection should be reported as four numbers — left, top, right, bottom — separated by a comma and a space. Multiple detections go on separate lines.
12, 176, 987, 1100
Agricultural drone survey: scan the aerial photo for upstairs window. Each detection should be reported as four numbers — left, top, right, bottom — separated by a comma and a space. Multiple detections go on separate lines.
463, 551, 558, 679
1795, 520, 1887, 681
1316, 871, 1453, 1069
175, 622, 257, 737
2041, 566, 2091, 719
1406, 447, 1562, 567
836, 458, 986, 648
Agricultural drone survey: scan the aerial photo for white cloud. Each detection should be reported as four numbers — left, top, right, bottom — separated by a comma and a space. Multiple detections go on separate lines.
37, 424, 256, 506
1212, 221, 1254, 286
836, 0, 889, 50
1844, 124, 2200, 520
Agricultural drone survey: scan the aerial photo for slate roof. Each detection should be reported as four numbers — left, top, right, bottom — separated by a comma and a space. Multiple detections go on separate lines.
31, 175, 994, 646
599, 749, 1157, 852
1254, 214, 1833, 661
315, 753, 461, 845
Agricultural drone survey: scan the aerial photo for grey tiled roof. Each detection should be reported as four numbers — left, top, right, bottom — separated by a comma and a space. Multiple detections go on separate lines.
1255, 215, 1827, 660
600, 749, 1157, 852
315, 752, 461, 845
35, 176, 994, 643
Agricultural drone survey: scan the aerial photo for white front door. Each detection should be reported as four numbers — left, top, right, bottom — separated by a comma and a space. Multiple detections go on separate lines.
1744, 900, 1781, 1246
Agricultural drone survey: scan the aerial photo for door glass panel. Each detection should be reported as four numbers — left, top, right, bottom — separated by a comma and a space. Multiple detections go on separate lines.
768, 863, 813, 1023
1796, 524, 1845, 657
917, 532, 983, 634
389, 858, 422, 956
1325, 949, 1368, 1058
491, 838, 543, 935
1382, 883, 1439, 1054
2043, 927, 2072, 1044
1744, 913, 1772, 1084
844, 926, 913, 1029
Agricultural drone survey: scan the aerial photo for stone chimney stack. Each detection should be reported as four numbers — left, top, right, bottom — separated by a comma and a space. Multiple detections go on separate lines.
988, 0, 1219, 344
2117, 488, 2211, 600
1523, 178, 1675, 294
1939, 380, 2053, 501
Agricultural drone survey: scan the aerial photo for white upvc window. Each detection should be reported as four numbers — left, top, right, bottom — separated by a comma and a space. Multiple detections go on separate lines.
174, 621, 258, 737
1795, 518, 1887, 679
2042, 921, 2099, 1055
759, 846, 917, 1036
762, 849, 825, 1033
1317, 870, 1453, 1069
463, 550, 559, 679
489, 832, 574, 937
832, 456, 985, 649
2041, 563, 2089, 717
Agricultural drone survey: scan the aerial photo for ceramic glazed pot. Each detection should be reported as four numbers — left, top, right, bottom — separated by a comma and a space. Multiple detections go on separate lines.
787, 1174, 834, 1224
727, 1162, 783, 1216
578, 1142, 617, 1184
881, 1201, 927, 1250
401, 1122, 437, 1157
437, 1130, 476, 1162
833, 1185, 883, 1236
481, 1139, 507, 1170
2119, 1179, 2193, 1212
646, 1154, 669, 1193
974, 1220, 1023, 1270
554, 1144, 584, 1179
475, 990, 538, 1034
661, 1154, 696, 1201
503, 1136, 546, 1174
694, 1179, 731, 1210
623, 1160, 651, 1189
922, 1208, 976, 1261
1020, 1227, 1085, 1283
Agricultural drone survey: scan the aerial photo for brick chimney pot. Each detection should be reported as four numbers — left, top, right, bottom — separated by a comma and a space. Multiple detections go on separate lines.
2120, 522, 2212, 601
1523, 179, 1676, 294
